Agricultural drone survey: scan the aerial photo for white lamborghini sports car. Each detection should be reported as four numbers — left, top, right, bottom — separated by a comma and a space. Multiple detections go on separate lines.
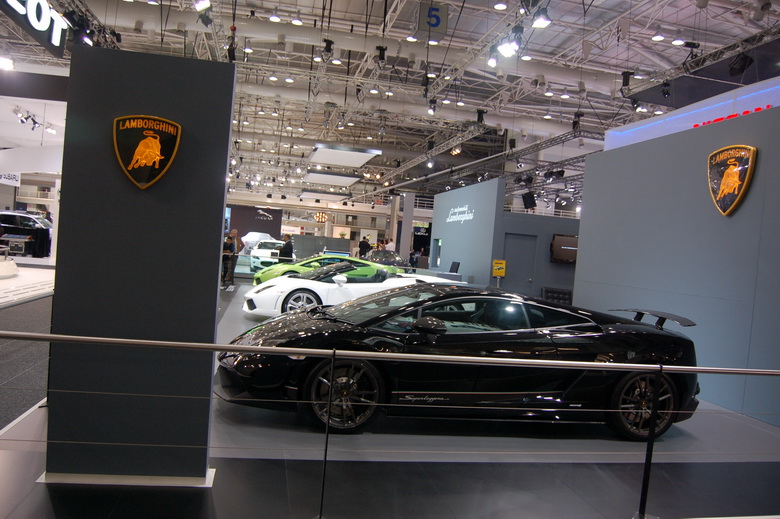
242, 261, 462, 317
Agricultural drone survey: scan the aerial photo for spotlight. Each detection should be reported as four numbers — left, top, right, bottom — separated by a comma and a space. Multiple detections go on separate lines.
196, 7, 214, 27
0, 57, 14, 71
375, 46, 387, 69
728, 52, 754, 77
426, 159, 434, 168
427, 98, 437, 116
487, 45, 498, 68
193, 0, 210, 11
321, 39, 334, 62
531, 7, 552, 29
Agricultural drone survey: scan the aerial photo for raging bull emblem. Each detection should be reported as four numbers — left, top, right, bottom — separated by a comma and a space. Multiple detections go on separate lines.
708, 145, 756, 216
113, 116, 181, 190
128, 131, 164, 170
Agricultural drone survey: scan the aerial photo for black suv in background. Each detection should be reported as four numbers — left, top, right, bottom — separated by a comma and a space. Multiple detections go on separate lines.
0, 211, 53, 257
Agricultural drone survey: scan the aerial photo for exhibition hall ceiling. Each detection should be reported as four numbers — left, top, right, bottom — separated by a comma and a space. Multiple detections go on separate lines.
1, 0, 779, 206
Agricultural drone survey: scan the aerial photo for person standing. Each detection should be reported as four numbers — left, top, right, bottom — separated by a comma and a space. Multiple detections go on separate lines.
358, 236, 371, 258
278, 233, 294, 263
385, 238, 396, 252
221, 236, 234, 286
225, 228, 245, 285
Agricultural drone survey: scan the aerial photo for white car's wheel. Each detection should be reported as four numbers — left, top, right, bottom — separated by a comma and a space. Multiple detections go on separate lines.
282, 289, 321, 312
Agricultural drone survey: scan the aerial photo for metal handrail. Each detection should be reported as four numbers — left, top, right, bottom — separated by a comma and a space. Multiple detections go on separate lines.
0, 330, 778, 377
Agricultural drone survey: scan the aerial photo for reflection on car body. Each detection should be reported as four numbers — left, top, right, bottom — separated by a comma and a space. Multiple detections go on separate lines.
219, 283, 700, 441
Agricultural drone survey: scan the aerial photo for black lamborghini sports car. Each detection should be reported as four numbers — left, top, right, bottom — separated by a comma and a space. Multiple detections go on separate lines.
217, 284, 699, 440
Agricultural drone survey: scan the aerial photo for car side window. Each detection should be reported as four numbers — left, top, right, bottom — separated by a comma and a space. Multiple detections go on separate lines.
18, 216, 36, 229
525, 304, 592, 328
374, 309, 418, 333
419, 299, 530, 333
0, 214, 18, 226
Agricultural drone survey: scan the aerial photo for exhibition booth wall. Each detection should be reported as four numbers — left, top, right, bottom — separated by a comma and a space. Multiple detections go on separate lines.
48, 46, 236, 479
431, 177, 578, 296
576, 106, 780, 426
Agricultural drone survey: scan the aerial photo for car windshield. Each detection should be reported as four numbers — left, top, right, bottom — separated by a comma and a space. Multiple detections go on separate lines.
256, 241, 283, 250
323, 284, 449, 325
368, 250, 402, 261
297, 262, 355, 281
30, 215, 53, 229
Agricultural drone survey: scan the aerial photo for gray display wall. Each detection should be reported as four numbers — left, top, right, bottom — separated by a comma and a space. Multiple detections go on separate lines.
48, 47, 235, 478
431, 178, 505, 285
495, 212, 579, 297
430, 178, 579, 294
575, 107, 779, 425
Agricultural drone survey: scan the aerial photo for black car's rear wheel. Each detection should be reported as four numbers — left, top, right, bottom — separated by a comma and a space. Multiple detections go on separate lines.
282, 290, 321, 313
606, 372, 678, 441
304, 359, 384, 432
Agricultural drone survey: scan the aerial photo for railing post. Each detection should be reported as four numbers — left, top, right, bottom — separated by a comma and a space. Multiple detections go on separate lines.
633, 365, 663, 519
315, 349, 337, 519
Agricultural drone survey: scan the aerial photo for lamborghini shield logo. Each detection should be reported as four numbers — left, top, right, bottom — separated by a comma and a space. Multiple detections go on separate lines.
707, 145, 756, 216
113, 116, 181, 189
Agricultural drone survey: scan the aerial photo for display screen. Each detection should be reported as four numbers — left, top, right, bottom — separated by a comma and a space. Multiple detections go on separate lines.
550, 234, 578, 263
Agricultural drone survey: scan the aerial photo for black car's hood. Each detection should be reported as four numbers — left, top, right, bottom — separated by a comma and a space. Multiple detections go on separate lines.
230, 308, 358, 349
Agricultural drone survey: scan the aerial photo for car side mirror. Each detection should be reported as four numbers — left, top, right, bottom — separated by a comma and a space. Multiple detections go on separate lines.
333, 274, 348, 285
412, 316, 447, 343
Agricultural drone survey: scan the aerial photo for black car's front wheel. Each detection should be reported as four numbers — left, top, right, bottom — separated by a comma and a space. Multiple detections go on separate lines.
606, 372, 678, 441
304, 359, 384, 432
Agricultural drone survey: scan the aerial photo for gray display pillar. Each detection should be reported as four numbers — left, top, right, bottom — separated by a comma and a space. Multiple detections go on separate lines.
45, 47, 235, 484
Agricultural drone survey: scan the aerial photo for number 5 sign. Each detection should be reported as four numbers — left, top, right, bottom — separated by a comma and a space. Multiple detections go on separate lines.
415, 1, 448, 43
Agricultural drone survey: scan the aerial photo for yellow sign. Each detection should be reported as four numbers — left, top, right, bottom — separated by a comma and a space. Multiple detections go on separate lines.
492, 260, 506, 278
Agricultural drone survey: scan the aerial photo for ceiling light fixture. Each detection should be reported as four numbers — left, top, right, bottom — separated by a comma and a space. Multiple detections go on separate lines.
651, 25, 664, 41
487, 45, 498, 68
0, 57, 13, 71
672, 31, 685, 46
531, 7, 552, 29
291, 11, 303, 25
269, 7, 281, 22
427, 98, 437, 115
493, 1, 507, 10
193, 0, 210, 12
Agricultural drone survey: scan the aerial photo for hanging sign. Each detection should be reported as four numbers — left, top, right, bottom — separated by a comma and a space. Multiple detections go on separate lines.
1, 0, 69, 58
113, 115, 182, 190
707, 145, 757, 216
0, 173, 22, 188
414, 1, 448, 43
492, 259, 506, 278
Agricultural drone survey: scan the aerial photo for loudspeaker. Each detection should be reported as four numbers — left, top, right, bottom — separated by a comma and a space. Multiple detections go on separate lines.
522, 191, 537, 209
509, 138, 516, 149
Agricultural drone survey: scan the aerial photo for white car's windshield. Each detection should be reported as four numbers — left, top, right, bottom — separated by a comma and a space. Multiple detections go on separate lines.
323, 284, 446, 324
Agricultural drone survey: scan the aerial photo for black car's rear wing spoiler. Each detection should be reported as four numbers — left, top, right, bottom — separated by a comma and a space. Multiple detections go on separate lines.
610, 309, 696, 330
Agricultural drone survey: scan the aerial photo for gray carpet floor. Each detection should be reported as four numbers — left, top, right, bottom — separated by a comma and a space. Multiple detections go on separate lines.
0, 296, 51, 429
